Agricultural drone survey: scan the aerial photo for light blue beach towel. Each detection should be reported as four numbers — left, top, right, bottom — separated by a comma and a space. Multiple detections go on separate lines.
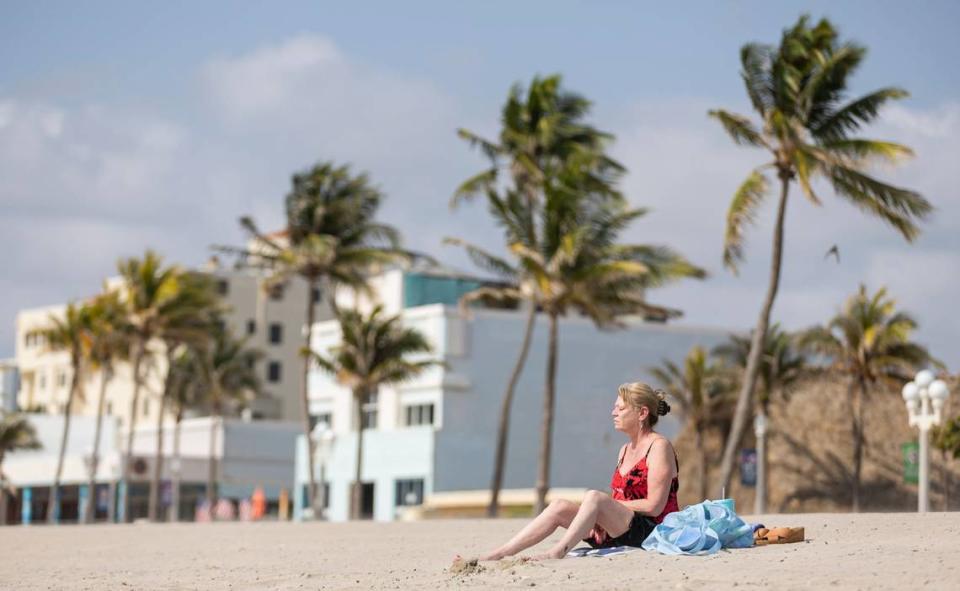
567, 545, 640, 558
641, 500, 755, 556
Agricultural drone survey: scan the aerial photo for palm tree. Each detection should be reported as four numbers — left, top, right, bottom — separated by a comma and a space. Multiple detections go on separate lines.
42, 301, 93, 524
83, 291, 129, 524
197, 325, 261, 515
932, 414, 960, 511
710, 15, 932, 494
713, 324, 806, 513
148, 273, 221, 522
0, 413, 42, 525
218, 162, 414, 515
800, 285, 934, 511
309, 305, 439, 520
116, 250, 184, 522
650, 346, 729, 502
452, 74, 623, 517
454, 161, 705, 514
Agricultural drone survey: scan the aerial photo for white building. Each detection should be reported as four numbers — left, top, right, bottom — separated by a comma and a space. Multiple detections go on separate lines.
13, 258, 331, 429
9, 249, 328, 522
0, 359, 17, 412
295, 269, 732, 521
1, 413, 299, 524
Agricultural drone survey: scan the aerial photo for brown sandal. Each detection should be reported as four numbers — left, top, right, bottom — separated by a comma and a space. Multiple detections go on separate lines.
754, 527, 804, 545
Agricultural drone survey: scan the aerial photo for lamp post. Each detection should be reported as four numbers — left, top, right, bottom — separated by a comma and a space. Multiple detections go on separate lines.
901, 370, 950, 513
312, 422, 336, 520
753, 412, 768, 515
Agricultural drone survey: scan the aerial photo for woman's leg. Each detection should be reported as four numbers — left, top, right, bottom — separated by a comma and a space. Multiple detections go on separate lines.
536, 490, 635, 559
479, 499, 579, 560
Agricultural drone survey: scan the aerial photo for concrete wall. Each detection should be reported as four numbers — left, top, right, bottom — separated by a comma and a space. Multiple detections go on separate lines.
129, 417, 300, 497
3, 414, 121, 487
296, 427, 435, 522
433, 308, 732, 494
298, 302, 734, 520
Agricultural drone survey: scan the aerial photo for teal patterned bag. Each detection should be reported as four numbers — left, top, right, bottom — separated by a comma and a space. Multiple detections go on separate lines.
641, 500, 755, 555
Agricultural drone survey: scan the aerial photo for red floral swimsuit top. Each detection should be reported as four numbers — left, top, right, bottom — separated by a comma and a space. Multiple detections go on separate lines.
611, 439, 680, 524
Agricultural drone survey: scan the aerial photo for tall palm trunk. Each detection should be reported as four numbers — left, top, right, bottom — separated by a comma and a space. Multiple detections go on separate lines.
301, 278, 319, 516
85, 366, 112, 524
534, 313, 560, 514
717, 176, 790, 495
121, 339, 145, 522
488, 302, 537, 517
351, 386, 367, 520
50, 354, 82, 524
206, 399, 221, 516
148, 354, 173, 522
147, 376, 170, 521
169, 408, 183, 522
695, 422, 708, 502
851, 377, 867, 512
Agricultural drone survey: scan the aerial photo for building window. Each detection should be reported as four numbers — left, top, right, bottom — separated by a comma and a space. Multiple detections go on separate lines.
267, 361, 282, 383
311, 287, 321, 304
217, 279, 229, 296
106, 402, 113, 415
269, 284, 285, 301
395, 479, 424, 507
38, 373, 46, 390
269, 323, 283, 345
57, 371, 67, 388
361, 390, 378, 430
404, 403, 435, 427
246, 319, 256, 335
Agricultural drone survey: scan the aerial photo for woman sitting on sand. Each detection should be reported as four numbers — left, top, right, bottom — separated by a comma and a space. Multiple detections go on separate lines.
481, 382, 680, 560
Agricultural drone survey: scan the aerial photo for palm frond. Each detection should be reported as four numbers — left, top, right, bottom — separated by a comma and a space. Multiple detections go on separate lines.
723, 169, 770, 273
812, 87, 909, 141
443, 237, 517, 280
828, 166, 932, 241
708, 109, 767, 148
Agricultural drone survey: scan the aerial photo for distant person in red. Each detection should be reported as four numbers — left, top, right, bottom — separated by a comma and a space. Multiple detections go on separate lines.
478, 382, 680, 560
251, 486, 266, 520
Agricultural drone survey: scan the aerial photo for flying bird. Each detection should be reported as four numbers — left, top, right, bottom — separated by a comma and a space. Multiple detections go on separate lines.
824, 244, 840, 264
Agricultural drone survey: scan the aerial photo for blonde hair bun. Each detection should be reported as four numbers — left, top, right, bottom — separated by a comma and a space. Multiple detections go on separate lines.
618, 382, 670, 426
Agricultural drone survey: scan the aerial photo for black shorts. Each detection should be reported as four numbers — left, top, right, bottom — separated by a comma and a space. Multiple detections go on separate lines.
585, 512, 657, 549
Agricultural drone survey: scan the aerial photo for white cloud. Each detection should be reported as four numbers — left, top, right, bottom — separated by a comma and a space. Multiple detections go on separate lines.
1, 34, 957, 373
197, 33, 498, 262
883, 103, 960, 139
201, 36, 344, 119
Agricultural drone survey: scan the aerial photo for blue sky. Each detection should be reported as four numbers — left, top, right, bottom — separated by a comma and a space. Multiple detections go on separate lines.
2, 1, 959, 368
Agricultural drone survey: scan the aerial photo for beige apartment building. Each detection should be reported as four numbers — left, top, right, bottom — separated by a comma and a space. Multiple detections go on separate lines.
14, 258, 331, 429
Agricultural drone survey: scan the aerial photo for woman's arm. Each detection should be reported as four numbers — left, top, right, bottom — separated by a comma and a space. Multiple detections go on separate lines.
618, 438, 675, 517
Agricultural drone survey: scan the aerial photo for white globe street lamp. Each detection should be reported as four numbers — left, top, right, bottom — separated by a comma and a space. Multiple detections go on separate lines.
311, 422, 336, 520
901, 370, 951, 513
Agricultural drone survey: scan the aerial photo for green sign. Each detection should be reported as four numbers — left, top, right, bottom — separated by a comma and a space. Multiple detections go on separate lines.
902, 442, 919, 484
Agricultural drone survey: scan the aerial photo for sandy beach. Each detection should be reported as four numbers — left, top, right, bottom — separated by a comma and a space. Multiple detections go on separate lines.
1, 512, 957, 590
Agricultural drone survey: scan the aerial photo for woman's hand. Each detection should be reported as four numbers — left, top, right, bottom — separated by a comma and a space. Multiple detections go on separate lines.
588, 526, 608, 545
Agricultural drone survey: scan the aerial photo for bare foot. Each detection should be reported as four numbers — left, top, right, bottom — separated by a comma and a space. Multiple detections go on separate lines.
530, 548, 567, 561
478, 548, 507, 561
